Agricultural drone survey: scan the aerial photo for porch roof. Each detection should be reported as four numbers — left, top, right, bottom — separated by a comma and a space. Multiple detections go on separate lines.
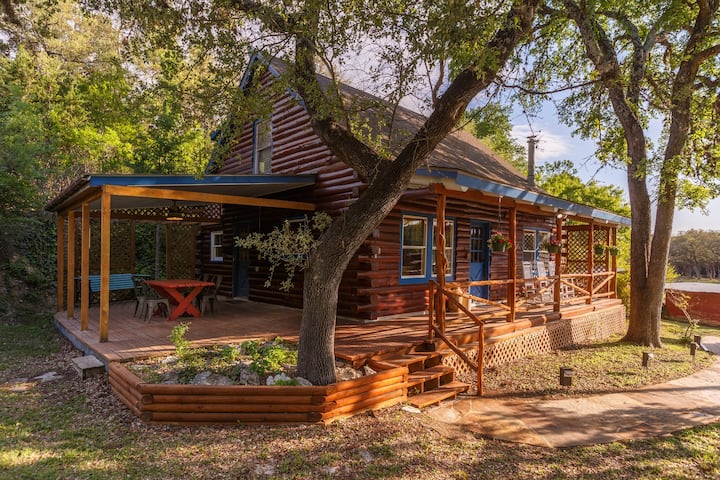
414, 168, 631, 227
44, 174, 316, 213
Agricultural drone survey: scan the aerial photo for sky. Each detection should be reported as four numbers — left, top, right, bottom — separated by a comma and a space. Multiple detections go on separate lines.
509, 109, 720, 234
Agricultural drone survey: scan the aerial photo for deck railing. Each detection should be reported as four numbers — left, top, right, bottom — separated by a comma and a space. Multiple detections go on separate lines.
427, 269, 616, 396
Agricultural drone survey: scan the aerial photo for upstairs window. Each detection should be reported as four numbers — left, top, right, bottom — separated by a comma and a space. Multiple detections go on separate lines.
253, 119, 272, 174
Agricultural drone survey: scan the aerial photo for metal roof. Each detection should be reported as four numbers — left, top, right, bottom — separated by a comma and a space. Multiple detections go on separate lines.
415, 168, 631, 226
45, 174, 316, 213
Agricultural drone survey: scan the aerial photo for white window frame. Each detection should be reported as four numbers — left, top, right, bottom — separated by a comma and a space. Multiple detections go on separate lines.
401, 216, 428, 279
210, 230, 223, 262
253, 118, 272, 174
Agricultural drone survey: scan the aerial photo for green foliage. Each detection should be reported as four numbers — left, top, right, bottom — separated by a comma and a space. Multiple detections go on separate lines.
168, 322, 192, 358
240, 337, 297, 377
669, 230, 720, 279
273, 378, 300, 386
464, 102, 527, 172
235, 212, 332, 292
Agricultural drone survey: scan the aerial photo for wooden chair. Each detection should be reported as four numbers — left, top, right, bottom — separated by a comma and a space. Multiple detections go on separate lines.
522, 261, 538, 300
200, 274, 223, 314
536, 261, 552, 302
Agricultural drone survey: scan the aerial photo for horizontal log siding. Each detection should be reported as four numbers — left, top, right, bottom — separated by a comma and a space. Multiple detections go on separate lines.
355, 195, 555, 319
203, 77, 556, 319
108, 360, 407, 425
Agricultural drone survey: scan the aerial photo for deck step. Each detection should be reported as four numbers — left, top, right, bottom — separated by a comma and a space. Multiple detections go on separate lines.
408, 381, 470, 408
407, 365, 455, 389
378, 354, 428, 370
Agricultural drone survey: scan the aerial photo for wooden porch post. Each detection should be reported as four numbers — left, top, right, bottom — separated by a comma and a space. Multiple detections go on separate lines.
80, 202, 91, 331
66, 210, 76, 320
610, 227, 618, 297
56, 214, 65, 312
507, 206, 517, 322
554, 214, 563, 312
435, 193, 447, 334
587, 221, 594, 305
99, 189, 111, 342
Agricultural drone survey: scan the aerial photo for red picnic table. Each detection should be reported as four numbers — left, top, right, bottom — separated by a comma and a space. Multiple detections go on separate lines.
145, 279, 214, 322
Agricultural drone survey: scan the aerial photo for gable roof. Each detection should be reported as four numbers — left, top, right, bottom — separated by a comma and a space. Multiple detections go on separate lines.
223, 53, 629, 226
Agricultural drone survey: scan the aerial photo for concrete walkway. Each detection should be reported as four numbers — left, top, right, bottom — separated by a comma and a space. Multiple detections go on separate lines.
427, 336, 720, 447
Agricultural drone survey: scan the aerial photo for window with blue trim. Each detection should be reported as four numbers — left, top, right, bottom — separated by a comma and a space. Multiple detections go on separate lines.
523, 228, 551, 269
253, 119, 272, 174
401, 214, 455, 281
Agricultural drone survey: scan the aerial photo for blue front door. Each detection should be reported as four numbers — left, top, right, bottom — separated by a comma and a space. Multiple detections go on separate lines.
469, 222, 490, 299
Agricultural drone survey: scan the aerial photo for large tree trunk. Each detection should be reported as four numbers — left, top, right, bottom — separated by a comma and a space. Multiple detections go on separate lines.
294, 0, 540, 386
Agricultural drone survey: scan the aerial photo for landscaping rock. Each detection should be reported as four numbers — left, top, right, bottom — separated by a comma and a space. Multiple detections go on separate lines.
336, 366, 363, 381
295, 376, 313, 386
363, 365, 377, 376
234, 362, 260, 385
192, 371, 233, 386
266, 373, 292, 385
33, 371, 63, 383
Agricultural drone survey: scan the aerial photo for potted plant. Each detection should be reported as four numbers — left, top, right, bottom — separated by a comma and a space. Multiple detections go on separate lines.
489, 232, 512, 252
607, 245, 619, 256
542, 237, 562, 254
593, 241, 606, 255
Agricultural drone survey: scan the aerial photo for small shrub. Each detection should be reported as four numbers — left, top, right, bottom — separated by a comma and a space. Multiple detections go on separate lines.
273, 378, 300, 386
241, 337, 297, 377
168, 322, 192, 358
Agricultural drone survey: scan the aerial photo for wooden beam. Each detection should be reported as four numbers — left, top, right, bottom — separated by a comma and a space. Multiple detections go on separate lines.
587, 221, 594, 305
554, 214, 563, 312
610, 227, 618, 297
435, 193, 447, 335
66, 210, 76, 320
56, 214, 65, 312
103, 185, 315, 211
99, 190, 111, 342
80, 202, 90, 331
507, 207, 517, 323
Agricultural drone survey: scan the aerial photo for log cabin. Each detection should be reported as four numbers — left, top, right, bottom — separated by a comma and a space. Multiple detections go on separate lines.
46, 53, 629, 349
195, 54, 630, 324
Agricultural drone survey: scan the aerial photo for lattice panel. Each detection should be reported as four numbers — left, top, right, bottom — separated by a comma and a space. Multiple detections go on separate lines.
112, 204, 222, 221
166, 224, 196, 279
440, 305, 627, 371
75, 219, 134, 275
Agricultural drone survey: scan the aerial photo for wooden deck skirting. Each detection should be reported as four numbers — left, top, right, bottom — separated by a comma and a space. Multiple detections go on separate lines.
108, 360, 408, 425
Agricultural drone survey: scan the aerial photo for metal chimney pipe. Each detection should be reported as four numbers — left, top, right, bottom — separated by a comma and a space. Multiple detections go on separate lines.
527, 135, 537, 187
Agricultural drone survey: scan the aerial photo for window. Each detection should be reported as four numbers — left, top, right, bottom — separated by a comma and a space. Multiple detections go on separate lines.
253, 119, 272, 174
402, 216, 427, 278
523, 229, 551, 269
210, 231, 223, 262
401, 214, 455, 282
432, 219, 455, 276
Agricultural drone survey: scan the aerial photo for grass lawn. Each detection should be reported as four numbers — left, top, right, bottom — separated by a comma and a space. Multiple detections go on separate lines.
1, 308, 719, 480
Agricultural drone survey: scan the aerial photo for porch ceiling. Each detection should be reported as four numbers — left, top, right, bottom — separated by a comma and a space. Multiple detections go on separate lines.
45, 174, 316, 213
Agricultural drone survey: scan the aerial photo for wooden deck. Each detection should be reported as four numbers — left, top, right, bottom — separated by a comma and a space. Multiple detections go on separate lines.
54, 298, 625, 365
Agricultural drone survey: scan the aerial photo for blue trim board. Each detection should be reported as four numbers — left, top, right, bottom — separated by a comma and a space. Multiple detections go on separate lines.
416, 168, 630, 226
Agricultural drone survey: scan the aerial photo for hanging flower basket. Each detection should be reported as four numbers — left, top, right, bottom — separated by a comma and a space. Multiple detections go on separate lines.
491, 241, 508, 252
593, 242, 606, 255
489, 233, 512, 253
541, 237, 561, 254
607, 246, 619, 256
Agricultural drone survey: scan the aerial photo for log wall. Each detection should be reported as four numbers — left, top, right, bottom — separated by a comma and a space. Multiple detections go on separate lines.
200, 69, 556, 320
108, 360, 407, 425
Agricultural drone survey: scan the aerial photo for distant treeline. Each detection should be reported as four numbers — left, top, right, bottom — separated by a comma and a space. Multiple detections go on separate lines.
670, 230, 720, 278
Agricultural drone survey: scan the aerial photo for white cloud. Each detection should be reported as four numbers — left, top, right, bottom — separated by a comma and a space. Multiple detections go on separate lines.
511, 125, 572, 161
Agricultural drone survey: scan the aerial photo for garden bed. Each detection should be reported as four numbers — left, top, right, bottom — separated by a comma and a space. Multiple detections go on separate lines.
109, 359, 408, 425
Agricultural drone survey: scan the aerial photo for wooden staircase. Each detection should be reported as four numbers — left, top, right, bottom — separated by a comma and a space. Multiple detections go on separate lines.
372, 350, 470, 409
